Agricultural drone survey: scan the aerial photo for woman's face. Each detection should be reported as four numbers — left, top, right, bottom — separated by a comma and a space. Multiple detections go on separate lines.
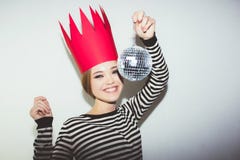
90, 60, 123, 104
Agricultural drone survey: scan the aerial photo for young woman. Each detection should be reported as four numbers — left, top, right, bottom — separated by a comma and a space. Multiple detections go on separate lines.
30, 9, 169, 160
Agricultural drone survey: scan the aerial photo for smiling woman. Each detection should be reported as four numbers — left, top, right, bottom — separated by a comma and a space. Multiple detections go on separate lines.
90, 61, 123, 106
29, 6, 169, 160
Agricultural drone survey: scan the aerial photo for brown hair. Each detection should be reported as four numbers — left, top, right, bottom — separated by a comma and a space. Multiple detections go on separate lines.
81, 70, 95, 98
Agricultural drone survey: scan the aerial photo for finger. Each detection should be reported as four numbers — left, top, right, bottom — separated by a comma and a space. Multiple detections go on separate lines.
34, 96, 46, 101
132, 11, 138, 23
141, 16, 149, 28
143, 17, 155, 32
132, 10, 145, 23
35, 106, 49, 115
34, 98, 50, 109
43, 101, 51, 113
30, 105, 46, 117
37, 110, 45, 117
35, 101, 51, 114
34, 96, 47, 103
37, 107, 53, 117
137, 11, 145, 22
134, 23, 144, 35
42, 99, 50, 107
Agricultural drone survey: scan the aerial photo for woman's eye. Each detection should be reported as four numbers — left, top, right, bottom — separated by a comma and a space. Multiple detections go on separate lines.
94, 75, 103, 79
112, 69, 118, 74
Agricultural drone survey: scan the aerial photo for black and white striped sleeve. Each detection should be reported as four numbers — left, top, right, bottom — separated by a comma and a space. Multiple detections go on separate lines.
33, 117, 73, 160
33, 117, 53, 160
125, 34, 169, 121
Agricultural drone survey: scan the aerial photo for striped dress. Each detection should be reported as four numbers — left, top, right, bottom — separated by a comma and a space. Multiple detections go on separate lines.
33, 35, 169, 160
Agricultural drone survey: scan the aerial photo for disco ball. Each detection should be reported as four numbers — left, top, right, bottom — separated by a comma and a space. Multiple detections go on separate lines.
117, 46, 152, 81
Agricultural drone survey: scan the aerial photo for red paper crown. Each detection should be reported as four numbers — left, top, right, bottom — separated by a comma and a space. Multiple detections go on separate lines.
59, 7, 118, 73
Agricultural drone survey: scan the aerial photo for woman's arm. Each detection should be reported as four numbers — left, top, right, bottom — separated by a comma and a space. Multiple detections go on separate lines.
30, 97, 73, 160
33, 117, 53, 160
123, 11, 169, 121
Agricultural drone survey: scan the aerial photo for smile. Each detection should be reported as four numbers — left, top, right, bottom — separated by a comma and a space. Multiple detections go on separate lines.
104, 86, 118, 93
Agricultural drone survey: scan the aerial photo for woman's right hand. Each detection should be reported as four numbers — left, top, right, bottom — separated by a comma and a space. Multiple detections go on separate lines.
30, 96, 53, 120
132, 10, 156, 40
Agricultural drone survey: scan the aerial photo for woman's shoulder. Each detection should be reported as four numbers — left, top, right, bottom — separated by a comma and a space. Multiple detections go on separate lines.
62, 114, 91, 126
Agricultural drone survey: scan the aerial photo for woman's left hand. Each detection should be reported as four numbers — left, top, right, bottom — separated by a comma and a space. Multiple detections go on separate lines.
132, 10, 156, 40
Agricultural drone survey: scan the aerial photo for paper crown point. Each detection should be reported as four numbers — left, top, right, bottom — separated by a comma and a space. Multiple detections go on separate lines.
59, 6, 118, 73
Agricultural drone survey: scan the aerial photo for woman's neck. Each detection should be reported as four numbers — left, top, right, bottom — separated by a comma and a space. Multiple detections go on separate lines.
87, 99, 116, 115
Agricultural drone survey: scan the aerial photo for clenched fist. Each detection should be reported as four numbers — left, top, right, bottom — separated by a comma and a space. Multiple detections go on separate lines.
30, 96, 53, 120
132, 10, 156, 40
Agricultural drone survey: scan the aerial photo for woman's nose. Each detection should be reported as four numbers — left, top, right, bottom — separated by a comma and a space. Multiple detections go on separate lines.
106, 74, 114, 84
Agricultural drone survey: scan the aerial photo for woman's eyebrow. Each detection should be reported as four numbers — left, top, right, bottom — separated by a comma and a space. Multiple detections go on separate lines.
92, 65, 117, 75
111, 66, 117, 70
92, 70, 103, 76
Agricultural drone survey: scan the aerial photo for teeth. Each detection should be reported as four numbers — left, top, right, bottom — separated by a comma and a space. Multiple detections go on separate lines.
105, 87, 117, 92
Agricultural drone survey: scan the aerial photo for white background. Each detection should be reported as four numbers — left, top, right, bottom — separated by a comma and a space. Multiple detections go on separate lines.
0, 0, 240, 159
